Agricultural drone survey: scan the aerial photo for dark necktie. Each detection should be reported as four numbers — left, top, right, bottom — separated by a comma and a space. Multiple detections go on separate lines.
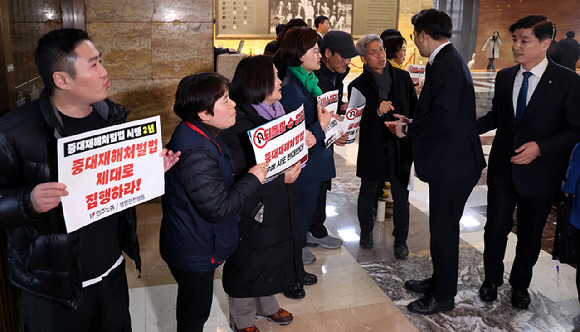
515, 71, 532, 123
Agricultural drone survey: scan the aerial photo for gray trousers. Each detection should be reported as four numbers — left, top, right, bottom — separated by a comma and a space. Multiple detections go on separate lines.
228, 295, 279, 329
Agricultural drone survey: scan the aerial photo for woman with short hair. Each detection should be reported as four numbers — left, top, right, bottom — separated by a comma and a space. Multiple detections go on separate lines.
221, 55, 318, 332
160, 72, 267, 332
279, 27, 333, 265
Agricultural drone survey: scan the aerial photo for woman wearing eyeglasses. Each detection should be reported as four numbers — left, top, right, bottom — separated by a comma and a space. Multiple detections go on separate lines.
278, 26, 332, 266
348, 34, 417, 258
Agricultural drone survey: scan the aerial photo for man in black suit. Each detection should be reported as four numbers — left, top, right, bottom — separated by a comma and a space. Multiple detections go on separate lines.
386, 9, 485, 315
477, 15, 580, 309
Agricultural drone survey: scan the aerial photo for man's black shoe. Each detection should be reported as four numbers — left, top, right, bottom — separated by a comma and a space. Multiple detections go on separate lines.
479, 280, 498, 302
359, 232, 373, 249
394, 242, 409, 260
407, 293, 455, 315
283, 284, 305, 299
404, 278, 431, 294
302, 272, 317, 286
511, 288, 530, 309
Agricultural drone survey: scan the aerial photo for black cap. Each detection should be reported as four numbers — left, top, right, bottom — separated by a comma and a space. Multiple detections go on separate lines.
323, 31, 359, 58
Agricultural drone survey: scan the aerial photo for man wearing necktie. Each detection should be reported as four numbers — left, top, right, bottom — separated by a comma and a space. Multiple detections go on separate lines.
478, 15, 580, 309
385, 9, 485, 315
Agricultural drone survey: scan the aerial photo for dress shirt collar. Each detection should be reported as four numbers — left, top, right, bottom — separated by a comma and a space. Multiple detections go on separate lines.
429, 41, 451, 64
517, 57, 549, 79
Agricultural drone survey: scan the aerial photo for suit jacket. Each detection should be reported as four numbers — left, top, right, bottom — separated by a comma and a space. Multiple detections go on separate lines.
348, 63, 417, 182
478, 60, 580, 196
280, 70, 336, 184
408, 44, 485, 182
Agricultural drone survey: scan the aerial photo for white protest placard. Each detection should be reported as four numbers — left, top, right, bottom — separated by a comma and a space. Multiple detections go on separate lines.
408, 64, 426, 86
343, 87, 366, 144
247, 106, 308, 182
57, 116, 165, 233
317, 90, 345, 148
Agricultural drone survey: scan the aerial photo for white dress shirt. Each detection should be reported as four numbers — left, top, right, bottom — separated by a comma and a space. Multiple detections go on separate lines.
512, 57, 549, 116
429, 41, 451, 64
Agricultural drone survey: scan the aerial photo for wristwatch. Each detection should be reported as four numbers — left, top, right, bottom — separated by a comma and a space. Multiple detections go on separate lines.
402, 124, 408, 136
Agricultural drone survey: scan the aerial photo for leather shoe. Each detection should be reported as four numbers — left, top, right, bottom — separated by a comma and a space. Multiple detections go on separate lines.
511, 288, 530, 309
302, 272, 317, 286
479, 280, 498, 302
282, 284, 305, 299
394, 242, 409, 260
359, 232, 373, 249
404, 278, 431, 294
407, 293, 455, 315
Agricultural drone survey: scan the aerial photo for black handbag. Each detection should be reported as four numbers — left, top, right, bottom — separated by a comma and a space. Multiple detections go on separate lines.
552, 194, 580, 267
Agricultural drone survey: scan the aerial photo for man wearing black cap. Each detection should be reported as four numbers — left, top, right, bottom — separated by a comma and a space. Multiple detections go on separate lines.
304, 31, 358, 251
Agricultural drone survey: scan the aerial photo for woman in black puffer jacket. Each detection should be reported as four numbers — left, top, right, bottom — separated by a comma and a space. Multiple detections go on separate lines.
221, 56, 316, 332
160, 72, 267, 332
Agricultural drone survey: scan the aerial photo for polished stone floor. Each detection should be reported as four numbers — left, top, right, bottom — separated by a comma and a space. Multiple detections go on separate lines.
126, 70, 580, 331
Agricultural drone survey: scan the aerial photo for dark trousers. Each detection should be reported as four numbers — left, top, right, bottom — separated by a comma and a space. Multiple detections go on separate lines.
483, 179, 553, 290
170, 268, 215, 332
357, 173, 410, 242
309, 180, 330, 238
428, 171, 480, 301
298, 182, 321, 245
19, 261, 131, 332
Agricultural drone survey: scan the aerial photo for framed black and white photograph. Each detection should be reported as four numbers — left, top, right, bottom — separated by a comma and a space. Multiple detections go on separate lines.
269, 0, 353, 34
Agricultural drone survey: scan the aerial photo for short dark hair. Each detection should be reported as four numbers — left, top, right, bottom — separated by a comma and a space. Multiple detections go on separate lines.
230, 56, 275, 105
281, 27, 318, 67
275, 24, 285, 36
383, 35, 406, 60
277, 18, 308, 44
566, 31, 575, 39
411, 9, 452, 40
34, 28, 90, 95
380, 29, 402, 40
315, 16, 328, 28
173, 72, 230, 123
509, 15, 555, 41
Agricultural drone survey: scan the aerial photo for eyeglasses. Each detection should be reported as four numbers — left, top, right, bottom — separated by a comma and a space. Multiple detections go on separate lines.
308, 47, 321, 54
367, 47, 385, 57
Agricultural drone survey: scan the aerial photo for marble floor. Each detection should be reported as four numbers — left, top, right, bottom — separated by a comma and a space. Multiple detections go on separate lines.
126, 71, 580, 331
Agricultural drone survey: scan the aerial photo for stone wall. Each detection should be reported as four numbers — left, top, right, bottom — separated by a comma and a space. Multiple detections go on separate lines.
475, 0, 580, 70
86, 0, 214, 144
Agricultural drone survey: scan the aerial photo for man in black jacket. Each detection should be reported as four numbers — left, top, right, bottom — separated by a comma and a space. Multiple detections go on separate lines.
349, 34, 417, 258
558, 31, 580, 71
386, 9, 485, 315
0, 28, 177, 332
306, 31, 358, 252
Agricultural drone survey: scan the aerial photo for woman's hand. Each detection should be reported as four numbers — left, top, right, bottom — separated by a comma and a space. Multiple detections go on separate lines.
160, 148, 181, 172
305, 130, 316, 148
284, 162, 301, 183
317, 104, 331, 130
249, 162, 269, 183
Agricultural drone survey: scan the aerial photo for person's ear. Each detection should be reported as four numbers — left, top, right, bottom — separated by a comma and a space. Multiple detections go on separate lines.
53, 71, 71, 91
360, 55, 367, 65
325, 48, 333, 59
198, 110, 212, 122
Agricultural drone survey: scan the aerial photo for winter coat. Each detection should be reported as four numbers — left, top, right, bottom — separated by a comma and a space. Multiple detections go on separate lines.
280, 70, 336, 185
220, 102, 302, 297
348, 63, 417, 182
0, 88, 140, 309
160, 121, 261, 273
482, 37, 502, 59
